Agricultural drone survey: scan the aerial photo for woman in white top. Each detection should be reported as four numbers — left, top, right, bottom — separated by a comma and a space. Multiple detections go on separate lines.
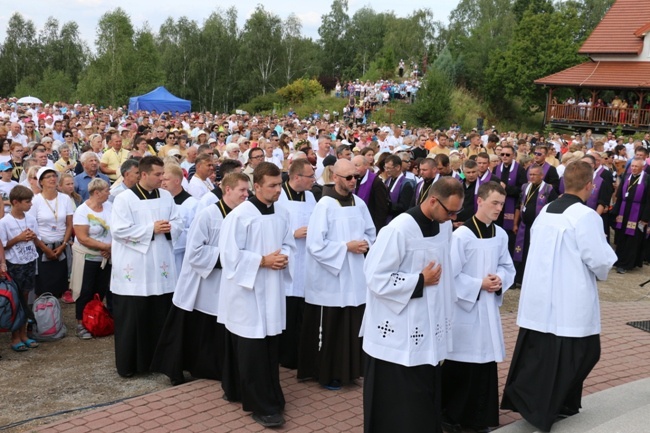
0, 138, 12, 163
29, 167, 75, 298
71, 178, 112, 339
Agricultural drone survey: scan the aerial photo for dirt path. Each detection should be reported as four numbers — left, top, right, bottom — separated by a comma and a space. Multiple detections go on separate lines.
2, 266, 650, 432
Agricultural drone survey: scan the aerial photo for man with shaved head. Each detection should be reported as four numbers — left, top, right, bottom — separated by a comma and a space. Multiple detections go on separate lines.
299, 159, 377, 390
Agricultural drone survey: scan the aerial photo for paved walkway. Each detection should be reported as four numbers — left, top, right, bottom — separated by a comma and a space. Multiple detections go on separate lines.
36, 301, 650, 432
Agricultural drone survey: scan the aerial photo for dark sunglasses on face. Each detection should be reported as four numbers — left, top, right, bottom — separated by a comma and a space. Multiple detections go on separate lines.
336, 173, 360, 181
500, 153, 512, 157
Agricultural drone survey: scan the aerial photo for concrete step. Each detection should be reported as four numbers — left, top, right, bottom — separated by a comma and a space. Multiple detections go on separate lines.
496, 377, 650, 432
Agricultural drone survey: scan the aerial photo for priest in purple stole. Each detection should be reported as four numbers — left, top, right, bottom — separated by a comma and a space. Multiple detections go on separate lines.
493, 145, 527, 255
581, 153, 614, 241
353, 155, 391, 233
528, 145, 560, 193
383, 154, 415, 224
513, 165, 558, 284
612, 158, 650, 273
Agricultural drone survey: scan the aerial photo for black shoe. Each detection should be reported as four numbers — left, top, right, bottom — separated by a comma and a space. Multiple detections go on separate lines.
441, 415, 461, 433
118, 371, 134, 378
616, 267, 627, 274
252, 413, 285, 427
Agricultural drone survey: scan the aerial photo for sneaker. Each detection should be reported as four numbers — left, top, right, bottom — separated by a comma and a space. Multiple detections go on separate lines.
76, 324, 92, 340
61, 290, 75, 304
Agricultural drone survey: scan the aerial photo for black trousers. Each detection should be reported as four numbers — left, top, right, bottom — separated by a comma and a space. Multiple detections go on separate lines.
222, 331, 285, 416
75, 260, 111, 320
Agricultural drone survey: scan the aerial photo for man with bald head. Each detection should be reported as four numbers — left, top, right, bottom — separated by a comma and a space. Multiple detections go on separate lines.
353, 154, 390, 232
299, 159, 376, 390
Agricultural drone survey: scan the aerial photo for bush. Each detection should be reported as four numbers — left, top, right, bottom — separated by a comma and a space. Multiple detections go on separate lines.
408, 67, 452, 129
239, 92, 285, 114
276, 78, 324, 104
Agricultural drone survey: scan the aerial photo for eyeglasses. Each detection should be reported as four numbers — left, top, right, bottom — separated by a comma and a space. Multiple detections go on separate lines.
46, 133, 53, 136
534, 152, 544, 156
434, 196, 463, 217
250, 155, 264, 160
500, 153, 512, 157
64, 134, 72, 138
335, 173, 360, 181
298, 173, 316, 179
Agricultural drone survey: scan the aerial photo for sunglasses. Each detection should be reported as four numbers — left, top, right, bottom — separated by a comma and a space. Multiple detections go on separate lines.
534, 152, 544, 156
335, 173, 360, 181
64, 134, 72, 137
434, 196, 463, 217
500, 153, 512, 157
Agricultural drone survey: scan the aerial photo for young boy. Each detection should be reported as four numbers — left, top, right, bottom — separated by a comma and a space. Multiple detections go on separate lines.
0, 185, 40, 352
0, 161, 18, 217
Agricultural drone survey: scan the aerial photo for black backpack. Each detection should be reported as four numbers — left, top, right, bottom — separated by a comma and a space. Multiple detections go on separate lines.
0, 273, 26, 333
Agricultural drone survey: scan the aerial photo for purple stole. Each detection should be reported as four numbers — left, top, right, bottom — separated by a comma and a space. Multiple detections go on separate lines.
615, 172, 646, 236
386, 175, 406, 223
473, 172, 492, 211
452, 171, 462, 181
357, 171, 377, 204
586, 166, 605, 210
415, 174, 439, 204
494, 161, 519, 230
514, 182, 553, 262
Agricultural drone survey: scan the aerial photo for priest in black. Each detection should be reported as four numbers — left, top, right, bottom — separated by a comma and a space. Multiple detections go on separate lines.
454, 159, 480, 228
492, 145, 527, 255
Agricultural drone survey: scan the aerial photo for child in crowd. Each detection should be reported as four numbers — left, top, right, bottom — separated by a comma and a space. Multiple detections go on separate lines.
0, 186, 40, 352
0, 161, 18, 217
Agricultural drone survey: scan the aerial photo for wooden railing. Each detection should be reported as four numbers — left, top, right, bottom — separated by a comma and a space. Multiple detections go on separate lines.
548, 104, 650, 128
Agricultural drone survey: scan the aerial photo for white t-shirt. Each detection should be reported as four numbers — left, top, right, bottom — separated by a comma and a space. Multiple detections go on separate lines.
0, 179, 18, 213
73, 201, 112, 261
0, 213, 39, 264
28, 192, 75, 243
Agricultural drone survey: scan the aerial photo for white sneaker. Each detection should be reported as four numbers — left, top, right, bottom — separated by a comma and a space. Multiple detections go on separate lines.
76, 324, 92, 340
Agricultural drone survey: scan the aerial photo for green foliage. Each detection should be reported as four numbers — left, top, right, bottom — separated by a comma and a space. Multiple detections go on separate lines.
239, 93, 285, 114
408, 67, 452, 128
485, 3, 585, 114
14, 68, 75, 102
276, 78, 325, 104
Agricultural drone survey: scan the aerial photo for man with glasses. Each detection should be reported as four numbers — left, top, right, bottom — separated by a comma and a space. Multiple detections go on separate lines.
299, 159, 376, 391
100, 131, 130, 183
493, 144, 526, 254
362, 177, 463, 432
512, 165, 557, 286
191, 119, 206, 139
275, 159, 316, 370
384, 154, 415, 223
244, 147, 265, 191
528, 145, 560, 193
153, 127, 167, 153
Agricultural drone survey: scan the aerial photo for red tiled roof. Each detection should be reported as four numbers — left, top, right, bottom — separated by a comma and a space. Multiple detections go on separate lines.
535, 61, 650, 88
579, 0, 650, 55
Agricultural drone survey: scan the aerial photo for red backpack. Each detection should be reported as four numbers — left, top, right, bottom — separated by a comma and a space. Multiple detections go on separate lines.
82, 294, 114, 337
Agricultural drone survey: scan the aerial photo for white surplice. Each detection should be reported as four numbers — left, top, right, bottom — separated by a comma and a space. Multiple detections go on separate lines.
174, 195, 198, 273
217, 201, 296, 338
172, 204, 223, 316
110, 189, 183, 296
275, 188, 316, 297
361, 213, 455, 367
448, 225, 515, 363
305, 195, 376, 307
517, 201, 616, 337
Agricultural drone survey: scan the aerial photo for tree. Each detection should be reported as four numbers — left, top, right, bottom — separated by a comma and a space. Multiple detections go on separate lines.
239, 5, 283, 96
347, 8, 388, 77
485, 3, 585, 113
318, 0, 350, 78
409, 67, 452, 128
132, 24, 164, 95
14, 67, 75, 103
0, 13, 39, 95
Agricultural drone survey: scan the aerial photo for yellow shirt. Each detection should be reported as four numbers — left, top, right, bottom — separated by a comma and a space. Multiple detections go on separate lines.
429, 146, 450, 156
100, 148, 130, 181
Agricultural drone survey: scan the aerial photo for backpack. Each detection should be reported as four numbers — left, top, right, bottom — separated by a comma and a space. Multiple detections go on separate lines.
32, 292, 67, 341
0, 274, 26, 333
82, 294, 114, 337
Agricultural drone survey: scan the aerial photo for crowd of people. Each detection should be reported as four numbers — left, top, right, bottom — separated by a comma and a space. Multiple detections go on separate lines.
0, 98, 636, 431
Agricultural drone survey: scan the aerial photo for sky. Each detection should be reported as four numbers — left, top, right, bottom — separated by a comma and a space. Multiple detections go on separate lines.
0, 0, 458, 50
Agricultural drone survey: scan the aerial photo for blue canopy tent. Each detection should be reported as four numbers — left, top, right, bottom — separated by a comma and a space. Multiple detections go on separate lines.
128, 86, 191, 114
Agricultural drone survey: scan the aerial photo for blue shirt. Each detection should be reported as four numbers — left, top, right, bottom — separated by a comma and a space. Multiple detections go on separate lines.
74, 171, 110, 202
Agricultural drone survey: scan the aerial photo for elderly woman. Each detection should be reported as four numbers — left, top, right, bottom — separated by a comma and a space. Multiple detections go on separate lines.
71, 178, 112, 339
54, 144, 76, 175
29, 167, 75, 298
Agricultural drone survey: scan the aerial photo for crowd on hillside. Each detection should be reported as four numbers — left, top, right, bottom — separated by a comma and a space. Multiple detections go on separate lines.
0, 96, 643, 430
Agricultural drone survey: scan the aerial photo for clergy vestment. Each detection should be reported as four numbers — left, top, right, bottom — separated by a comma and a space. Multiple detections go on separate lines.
172, 189, 197, 274
355, 170, 390, 233
513, 181, 557, 283
362, 207, 455, 433
110, 185, 183, 377
442, 218, 515, 430
612, 171, 650, 270
275, 182, 316, 369
150, 201, 231, 384
493, 162, 527, 253
410, 174, 440, 208
501, 194, 617, 432
218, 197, 295, 417
386, 173, 415, 223
298, 189, 376, 387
